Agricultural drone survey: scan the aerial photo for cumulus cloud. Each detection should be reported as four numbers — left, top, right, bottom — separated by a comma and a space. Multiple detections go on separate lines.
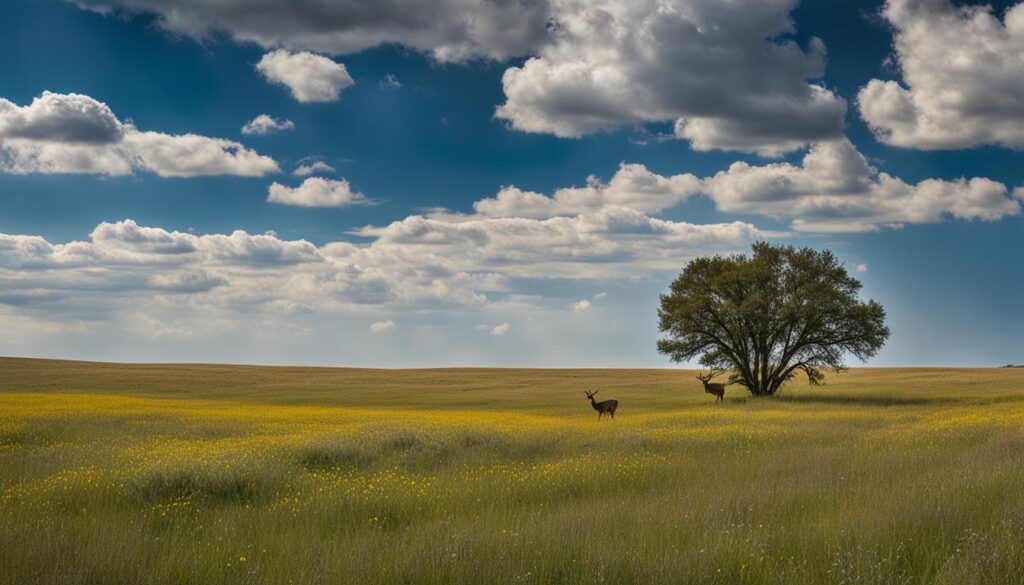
495, 0, 846, 155
491, 322, 510, 336
0, 201, 760, 327
0, 220, 315, 302
256, 50, 354, 103
241, 114, 295, 135
358, 210, 761, 279
470, 163, 701, 219
858, 0, 1024, 149
855, 263, 869, 273
3, 160, 765, 313
0, 150, 772, 330
122, 132, 280, 178
292, 161, 336, 177
71, 0, 844, 155
0, 90, 123, 143
369, 319, 396, 333
571, 299, 591, 313
702, 139, 1022, 232
0, 92, 278, 177
268, 177, 372, 207
431, 146, 1020, 233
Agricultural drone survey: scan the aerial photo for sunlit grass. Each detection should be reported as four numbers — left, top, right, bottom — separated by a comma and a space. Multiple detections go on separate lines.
2, 358, 1024, 583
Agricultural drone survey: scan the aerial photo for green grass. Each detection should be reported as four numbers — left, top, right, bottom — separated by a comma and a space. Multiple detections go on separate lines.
2, 357, 1024, 584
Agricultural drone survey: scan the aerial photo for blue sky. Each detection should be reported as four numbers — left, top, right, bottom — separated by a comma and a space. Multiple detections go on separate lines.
1, 0, 1023, 367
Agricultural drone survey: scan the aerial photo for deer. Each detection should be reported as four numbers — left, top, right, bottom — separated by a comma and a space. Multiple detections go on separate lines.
696, 370, 726, 403
584, 389, 618, 421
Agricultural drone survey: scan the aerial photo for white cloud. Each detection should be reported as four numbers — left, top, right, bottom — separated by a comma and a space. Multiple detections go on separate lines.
855, 263, 869, 273
494, 0, 846, 155
433, 146, 1020, 233
470, 163, 701, 219
268, 177, 371, 208
571, 299, 591, 313
0, 205, 760, 329
256, 50, 354, 103
241, 114, 295, 135
357, 210, 761, 279
379, 74, 402, 89
0, 92, 279, 177
701, 139, 1022, 232
122, 131, 280, 178
71, 0, 844, 155
491, 322, 510, 336
593, 292, 607, 300
0, 90, 123, 143
858, 0, 1024, 150
292, 161, 336, 177
0, 154, 768, 330
369, 319, 396, 333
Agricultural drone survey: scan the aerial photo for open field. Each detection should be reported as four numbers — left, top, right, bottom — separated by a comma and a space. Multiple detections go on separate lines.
2, 358, 1024, 584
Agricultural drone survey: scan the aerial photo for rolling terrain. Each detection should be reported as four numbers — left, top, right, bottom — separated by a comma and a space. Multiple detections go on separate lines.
2, 358, 1024, 584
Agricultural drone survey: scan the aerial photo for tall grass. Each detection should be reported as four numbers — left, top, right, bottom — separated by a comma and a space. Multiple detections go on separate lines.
1, 359, 1024, 583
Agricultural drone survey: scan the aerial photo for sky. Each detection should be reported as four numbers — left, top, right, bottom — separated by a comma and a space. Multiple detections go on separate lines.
1, 0, 1023, 367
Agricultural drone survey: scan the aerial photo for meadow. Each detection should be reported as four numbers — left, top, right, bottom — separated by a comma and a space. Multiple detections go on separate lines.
2, 357, 1024, 584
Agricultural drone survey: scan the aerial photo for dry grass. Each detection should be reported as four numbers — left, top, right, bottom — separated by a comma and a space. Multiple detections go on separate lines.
2, 358, 1024, 584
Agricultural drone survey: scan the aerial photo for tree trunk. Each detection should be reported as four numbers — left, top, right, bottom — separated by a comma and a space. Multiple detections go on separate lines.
737, 366, 781, 397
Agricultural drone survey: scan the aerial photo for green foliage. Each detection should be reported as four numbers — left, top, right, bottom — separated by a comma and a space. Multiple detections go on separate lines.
658, 242, 890, 395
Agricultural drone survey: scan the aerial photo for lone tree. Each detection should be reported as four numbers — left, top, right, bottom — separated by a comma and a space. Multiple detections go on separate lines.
657, 242, 889, 396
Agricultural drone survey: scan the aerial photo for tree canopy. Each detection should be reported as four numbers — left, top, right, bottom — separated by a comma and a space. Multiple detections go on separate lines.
657, 242, 889, 396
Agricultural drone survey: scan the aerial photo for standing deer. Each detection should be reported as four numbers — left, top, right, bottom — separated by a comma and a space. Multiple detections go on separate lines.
696, 370, 726, 403
585, 389, 618, 421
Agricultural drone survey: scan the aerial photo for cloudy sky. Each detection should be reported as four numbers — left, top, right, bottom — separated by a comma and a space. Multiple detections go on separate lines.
2, 0, 1024, 367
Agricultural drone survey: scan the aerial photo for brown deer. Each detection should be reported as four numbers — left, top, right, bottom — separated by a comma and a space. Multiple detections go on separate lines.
584, 389, 618, 420
696, 370, 726, 403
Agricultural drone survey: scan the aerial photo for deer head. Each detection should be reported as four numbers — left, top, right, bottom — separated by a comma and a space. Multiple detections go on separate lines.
584, 389, 598, 400
695, 369, 723, 383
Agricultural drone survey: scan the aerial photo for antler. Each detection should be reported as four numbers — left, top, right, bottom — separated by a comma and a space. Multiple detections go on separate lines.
696, 369, 725, 381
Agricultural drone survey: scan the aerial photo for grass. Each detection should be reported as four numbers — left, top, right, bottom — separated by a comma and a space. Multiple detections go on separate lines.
2, 357, 1024, 584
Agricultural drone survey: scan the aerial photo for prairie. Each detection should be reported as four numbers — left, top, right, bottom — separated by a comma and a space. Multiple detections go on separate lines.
2, 357, 1024, 584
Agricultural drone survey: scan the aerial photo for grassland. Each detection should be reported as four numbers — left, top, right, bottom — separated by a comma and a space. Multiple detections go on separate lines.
2, 357, 1024, 584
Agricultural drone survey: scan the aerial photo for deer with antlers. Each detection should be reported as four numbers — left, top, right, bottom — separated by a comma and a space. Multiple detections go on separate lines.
696, 370, 727, 403
584, 389, 618, 421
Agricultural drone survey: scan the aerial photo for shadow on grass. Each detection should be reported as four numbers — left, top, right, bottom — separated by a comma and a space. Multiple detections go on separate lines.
0, 429, 26, 446
129, 469, 264, 504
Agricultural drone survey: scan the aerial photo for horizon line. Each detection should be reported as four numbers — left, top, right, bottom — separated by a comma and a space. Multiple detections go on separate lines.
1, 355, 1019, 371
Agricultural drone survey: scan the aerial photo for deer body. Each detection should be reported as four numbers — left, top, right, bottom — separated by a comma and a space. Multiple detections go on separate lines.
585, 389, 618, 420
696, 371, 726, 402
